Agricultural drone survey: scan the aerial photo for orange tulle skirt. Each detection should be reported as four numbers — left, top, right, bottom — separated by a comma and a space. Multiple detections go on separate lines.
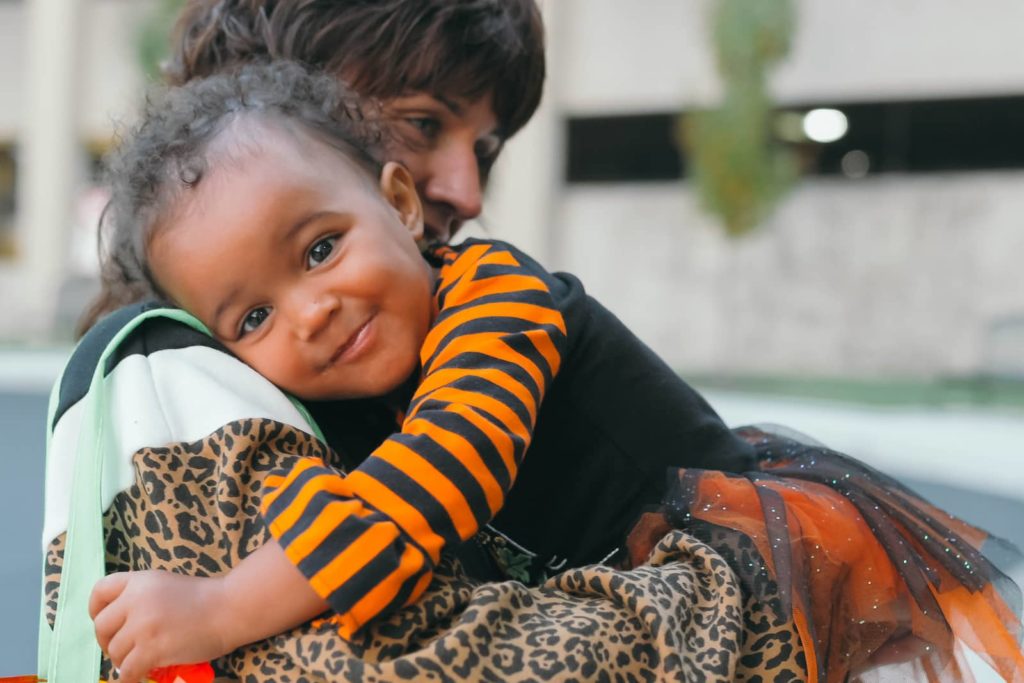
635, 425, 1024, 683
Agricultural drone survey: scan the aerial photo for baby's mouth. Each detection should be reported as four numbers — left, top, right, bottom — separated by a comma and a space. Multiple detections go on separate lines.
324, 315, 374, 368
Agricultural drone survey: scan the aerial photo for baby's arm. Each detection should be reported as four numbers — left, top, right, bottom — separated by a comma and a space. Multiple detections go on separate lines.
89, 242, 566, 669
90, 539, 325, 682
262, 241, 567, 637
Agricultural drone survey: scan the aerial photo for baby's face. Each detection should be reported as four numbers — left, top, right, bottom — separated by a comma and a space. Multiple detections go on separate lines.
381, 91, 500, 244
148, 121, 434, 400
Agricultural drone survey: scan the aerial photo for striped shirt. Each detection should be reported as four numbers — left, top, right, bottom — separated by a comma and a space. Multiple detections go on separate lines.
261, 240, 567, 637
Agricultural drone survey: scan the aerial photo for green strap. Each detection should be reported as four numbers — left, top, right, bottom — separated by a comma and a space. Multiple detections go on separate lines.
43, 308, 324, 681
47, 308, 210, 682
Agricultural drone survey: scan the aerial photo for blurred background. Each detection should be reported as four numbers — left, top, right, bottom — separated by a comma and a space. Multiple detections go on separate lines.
2, 0, 1023, 676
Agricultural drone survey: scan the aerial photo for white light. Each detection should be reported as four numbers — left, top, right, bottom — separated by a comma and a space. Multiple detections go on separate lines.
802, 108, 848, 143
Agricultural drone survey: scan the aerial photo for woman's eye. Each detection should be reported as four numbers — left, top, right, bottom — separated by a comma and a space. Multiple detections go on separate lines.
307, 236, 337, 268
240, 307, 271, 336
475, 135, 504, 178
405, 116, 441, 140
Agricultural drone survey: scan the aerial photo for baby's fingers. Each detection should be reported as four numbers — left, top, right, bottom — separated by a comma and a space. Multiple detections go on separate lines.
115, 645, 160, 683
90, 572, 131, 619
92, 595, 129, 655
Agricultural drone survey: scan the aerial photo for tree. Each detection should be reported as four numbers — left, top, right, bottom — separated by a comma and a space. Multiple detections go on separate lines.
682, 0, 797, 236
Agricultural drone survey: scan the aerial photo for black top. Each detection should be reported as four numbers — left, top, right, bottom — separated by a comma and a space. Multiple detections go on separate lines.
307, 244, 755, 574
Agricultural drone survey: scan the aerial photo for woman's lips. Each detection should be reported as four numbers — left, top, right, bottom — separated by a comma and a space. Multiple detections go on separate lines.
327, 315, 374, 367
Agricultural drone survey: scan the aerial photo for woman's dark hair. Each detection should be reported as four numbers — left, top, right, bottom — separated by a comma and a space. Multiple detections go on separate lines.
165, 0, 546, 139
78, 61, 381, 335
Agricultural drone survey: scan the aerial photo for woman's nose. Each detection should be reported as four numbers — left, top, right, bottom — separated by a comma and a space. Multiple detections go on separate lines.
422, 145, 483, 222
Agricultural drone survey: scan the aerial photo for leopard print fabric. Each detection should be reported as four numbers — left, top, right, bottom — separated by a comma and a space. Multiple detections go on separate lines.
45, 418, 806, 682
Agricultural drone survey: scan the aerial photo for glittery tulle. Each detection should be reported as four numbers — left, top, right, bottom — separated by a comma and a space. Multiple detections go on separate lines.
645, 425, 1024, 683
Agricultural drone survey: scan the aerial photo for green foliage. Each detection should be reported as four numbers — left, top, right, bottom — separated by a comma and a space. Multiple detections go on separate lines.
137, 0, 186, 81
682, 0, 798, 236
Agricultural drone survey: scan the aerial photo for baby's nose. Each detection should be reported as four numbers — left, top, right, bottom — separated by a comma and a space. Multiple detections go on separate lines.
291, 295, 339, 341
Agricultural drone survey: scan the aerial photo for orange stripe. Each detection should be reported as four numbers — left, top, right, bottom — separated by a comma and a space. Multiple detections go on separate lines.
451, 273, 549, 306
341, 542, 427, 638
282, 497, 370, 563
441, 249, 519, 304
413, 365, 538, 426
306, 520, 401, 598
421, 301, 566, 365
404, 416, 506, 515
443, 267, 543, 310
435, 244, 490, 293
427, 400, 518, 480
422, 333, 548, 399
413, 385, 531, 445
344, 469, 446, 562
477, 248, 521, 266
259, 457, 325, 517
265, 469, 359, 537
405, 570, 435, 608
372, 439, 480, 541
524, 326, 563, 377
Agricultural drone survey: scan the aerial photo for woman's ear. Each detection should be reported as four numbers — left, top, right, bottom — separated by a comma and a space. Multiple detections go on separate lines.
379, 161, 424, 243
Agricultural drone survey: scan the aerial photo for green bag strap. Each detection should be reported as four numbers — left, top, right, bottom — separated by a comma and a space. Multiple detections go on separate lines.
41, 307, 324, 681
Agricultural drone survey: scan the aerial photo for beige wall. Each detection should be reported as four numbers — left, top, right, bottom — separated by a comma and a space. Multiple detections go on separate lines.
484, 0, 1024, 377
553, 173, 1024, 377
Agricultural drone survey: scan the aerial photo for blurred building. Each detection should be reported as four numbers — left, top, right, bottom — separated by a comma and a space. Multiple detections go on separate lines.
2, 0, 1023, 382
488, 0, 1024, 380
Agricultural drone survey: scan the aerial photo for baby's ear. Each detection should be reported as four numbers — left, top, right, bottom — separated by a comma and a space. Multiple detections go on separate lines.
379, 161, 424, 243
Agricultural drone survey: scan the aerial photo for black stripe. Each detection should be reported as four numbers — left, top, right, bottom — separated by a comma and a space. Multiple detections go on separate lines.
434, 286, 556, 322
404, 408, 514, 492
424, 317, 565, 377
412, 398, 529, 467
358, 457, 462, 545
468, 262, 537, 282
499, 330, 558, 390
445, 374, 534, 437
435, 350, 542, 409
295, 504, 381, 579
322, 536, 429, 618
264, 462, 333, 539
390, 430, 494, 527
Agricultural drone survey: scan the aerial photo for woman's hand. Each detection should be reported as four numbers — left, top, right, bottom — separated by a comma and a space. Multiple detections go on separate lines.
89, 570, 232, 683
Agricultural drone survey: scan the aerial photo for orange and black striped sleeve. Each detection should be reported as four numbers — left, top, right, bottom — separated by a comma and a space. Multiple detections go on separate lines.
260, 240, 567, 637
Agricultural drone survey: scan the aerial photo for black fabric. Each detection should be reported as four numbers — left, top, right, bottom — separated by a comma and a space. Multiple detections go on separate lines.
311, 241, 756, 572
483, 269, 756, 569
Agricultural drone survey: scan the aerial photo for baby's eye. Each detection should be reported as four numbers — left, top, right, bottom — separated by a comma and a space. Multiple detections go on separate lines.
240, 307, 271, 336
307, 236, 337, 268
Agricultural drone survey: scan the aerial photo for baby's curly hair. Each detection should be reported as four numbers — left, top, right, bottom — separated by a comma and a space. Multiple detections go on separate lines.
82, 61, 381, 334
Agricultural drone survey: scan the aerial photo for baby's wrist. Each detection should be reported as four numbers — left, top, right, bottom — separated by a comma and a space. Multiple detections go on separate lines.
206, 573, 248, 654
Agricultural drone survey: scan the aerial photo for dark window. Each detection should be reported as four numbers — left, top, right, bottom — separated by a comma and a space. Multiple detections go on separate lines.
566, 114, 684, 182
566, 95, 1024, 183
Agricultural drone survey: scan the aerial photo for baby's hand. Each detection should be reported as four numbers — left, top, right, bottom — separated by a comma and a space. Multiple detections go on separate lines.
89, 571, 231, 683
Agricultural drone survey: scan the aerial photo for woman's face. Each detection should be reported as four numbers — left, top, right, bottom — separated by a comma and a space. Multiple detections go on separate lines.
381, 92, 502, 244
